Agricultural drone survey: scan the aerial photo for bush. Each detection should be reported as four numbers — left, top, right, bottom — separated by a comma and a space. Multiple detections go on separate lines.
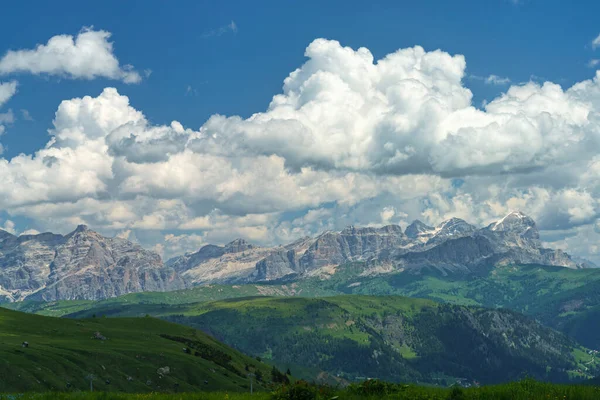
271, 380, 317, 400
447, 387, 466, 400
348, 379, 393, 396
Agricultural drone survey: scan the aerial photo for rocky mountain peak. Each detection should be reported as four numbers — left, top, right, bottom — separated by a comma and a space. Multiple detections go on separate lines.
489, 211, 534, 230
340, 225, 404, 236
0, 224, 185, 302
435, 217, 476, 237
0, 229, 16, 240
73, 224, 90, 233
405, 220, 433, 238
487, 211, 539, 241
224, 238, 254, 253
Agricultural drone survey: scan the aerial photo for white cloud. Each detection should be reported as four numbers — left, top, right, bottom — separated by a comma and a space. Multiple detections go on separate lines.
2, 39, 600, 262
0, 108, 15, 142
20, 109, 33, 121
201, 21, 238, 38
0, 81, 17, 107
162, 233, 206, 260
589, 59, 600, 68
0, 110, 14, 126
20, 228, 40, 236
0, 28, 142, 83
1, 219, 16, 234
593, 33, 600, 50
485, 74, 511, 85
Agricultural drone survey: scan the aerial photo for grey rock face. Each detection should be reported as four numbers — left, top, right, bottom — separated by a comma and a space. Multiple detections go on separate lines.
0, 226, 186, 302
224, 239, 254, 253
253, 250, 298, 281
392, 211, 584, 273
297, 225, 408, 273
395, 235, 498, 275
166, 244, 225, 273
167, 211, 589, 285
6, 211, 582, 300
405, 220, 433, 239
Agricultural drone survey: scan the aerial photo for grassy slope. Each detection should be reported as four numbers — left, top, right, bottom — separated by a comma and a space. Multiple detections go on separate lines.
60, 295, 600, 385
9, 264, 600, 349
0, 307, 275, 393
4, 283, 337, 317
331, 264, 600, 349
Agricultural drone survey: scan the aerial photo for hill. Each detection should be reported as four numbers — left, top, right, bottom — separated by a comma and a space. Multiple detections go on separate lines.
58, 295, 600, 385
12, 263, 600, 351
0, 307, 277, 393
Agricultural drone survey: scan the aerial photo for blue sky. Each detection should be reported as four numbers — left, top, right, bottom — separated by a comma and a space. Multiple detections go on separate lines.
2, 0, 599, 157
1, 0, 600, 262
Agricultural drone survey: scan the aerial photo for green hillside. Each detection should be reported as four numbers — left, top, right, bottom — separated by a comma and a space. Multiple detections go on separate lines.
10, 263, 600, 351
0, 307, 278, 393
4, 283, 336, 318
59, 295, 600, 385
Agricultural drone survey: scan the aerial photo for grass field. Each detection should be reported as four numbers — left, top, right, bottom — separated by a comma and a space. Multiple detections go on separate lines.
0, 307, 277, 393
8, 264, 600, 352
1, 379, 600, 399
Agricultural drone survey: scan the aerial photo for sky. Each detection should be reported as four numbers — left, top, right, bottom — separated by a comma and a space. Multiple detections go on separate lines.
1, 0, 600, 262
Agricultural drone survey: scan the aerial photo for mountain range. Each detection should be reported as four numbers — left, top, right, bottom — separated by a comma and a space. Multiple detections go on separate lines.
0, 211, 593, 302
0, 225, 185, 302
169, 211, 591, 284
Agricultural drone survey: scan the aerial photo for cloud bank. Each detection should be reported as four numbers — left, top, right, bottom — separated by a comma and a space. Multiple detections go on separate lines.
1, 39, 600, 262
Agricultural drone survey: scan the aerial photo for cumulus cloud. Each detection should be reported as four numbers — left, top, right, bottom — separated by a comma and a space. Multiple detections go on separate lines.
0, 28, 142, 83
2, 39, 600, 262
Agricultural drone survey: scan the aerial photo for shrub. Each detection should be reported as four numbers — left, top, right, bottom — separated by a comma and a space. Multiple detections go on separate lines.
447, 387, 466, 400
348, 379, 393, 396
271, 380, 317, 400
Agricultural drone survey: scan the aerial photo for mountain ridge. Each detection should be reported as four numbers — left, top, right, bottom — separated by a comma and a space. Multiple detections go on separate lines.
0, 225, 186, 302
168, 211, 593, 285
0, 211, 594, 302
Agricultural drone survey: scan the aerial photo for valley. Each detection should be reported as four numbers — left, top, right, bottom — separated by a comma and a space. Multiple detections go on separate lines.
24, 295, 600, 385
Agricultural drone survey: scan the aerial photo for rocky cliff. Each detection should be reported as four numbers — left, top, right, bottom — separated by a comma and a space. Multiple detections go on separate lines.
0, 225, 186, 302
0, 212, 591, 301
168, 211, 590, 285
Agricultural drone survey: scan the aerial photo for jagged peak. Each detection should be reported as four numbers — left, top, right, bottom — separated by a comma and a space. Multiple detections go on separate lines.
66, 224, 104, 241
405, 220, 434, 238
435, 217, 475, 232
437, 217, 471, 228
489, 211, 536, 232
226, 238, 249, 246
224, 238, 254, 253
341, 224, 403, 235
73, 224, 90, 233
